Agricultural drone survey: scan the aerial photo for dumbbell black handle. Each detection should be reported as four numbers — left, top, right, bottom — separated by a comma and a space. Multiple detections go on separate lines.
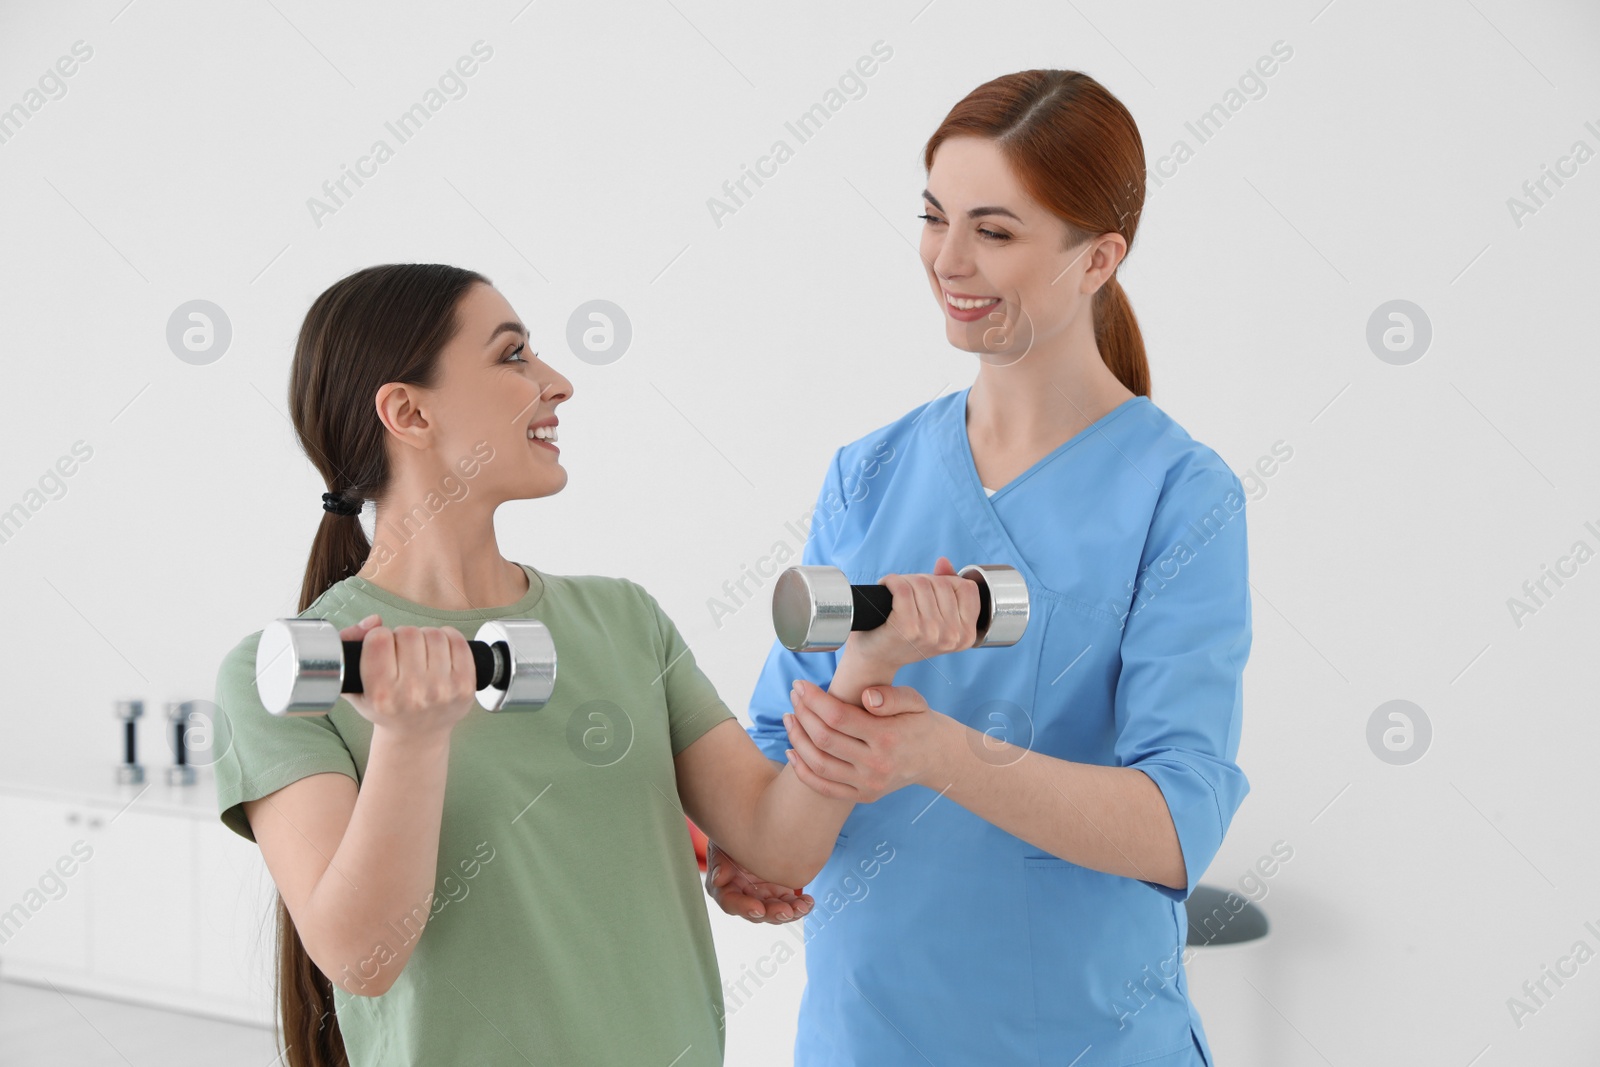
336, 639, 511, 694
847, 581, 994, 635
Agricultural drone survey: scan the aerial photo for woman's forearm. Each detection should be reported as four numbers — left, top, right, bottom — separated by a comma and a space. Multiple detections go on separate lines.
746, 764, 854, 886
828, 643, 898, 704
307, 727, 454, 995
733, 649, 900, 885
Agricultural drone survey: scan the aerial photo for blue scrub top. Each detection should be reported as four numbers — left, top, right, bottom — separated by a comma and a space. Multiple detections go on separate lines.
746, 387, 1252, 1067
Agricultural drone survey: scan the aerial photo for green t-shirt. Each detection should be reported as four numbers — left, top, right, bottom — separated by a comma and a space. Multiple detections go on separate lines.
213, 563, 736, 1066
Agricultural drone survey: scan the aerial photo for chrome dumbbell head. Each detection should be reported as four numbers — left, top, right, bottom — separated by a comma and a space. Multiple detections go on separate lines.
254, 617, 557, 716
772, 566, 857, 654
473, 619, 557, 712
256, 619, 344, 717
957, 564, 1031, 648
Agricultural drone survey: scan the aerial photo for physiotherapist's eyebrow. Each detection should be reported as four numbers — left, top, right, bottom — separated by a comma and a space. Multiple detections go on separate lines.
485, 321, 527, 347
922, 189, 1023, 222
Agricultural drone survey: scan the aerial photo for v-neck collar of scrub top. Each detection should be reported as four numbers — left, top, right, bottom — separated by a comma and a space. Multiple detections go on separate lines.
934, 385, 1149, 597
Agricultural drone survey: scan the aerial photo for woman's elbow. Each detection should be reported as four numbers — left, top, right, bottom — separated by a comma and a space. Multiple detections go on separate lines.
331, 960, 398, 999
754, 849, 829, 890
314, 937, 403, 998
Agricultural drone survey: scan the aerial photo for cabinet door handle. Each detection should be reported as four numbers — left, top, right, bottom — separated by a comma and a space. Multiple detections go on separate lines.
66, 811, 81, 824
87, 817, 103, 829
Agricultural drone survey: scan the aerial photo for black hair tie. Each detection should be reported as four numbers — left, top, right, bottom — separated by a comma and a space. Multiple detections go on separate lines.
321, 491, 363, 517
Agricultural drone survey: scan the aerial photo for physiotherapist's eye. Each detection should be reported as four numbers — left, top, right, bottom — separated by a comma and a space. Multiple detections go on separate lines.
917, 212, 944, 226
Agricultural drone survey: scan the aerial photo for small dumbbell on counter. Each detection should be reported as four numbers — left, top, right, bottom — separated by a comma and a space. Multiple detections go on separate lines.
114, 699, 145, 785
253, 617, 558, 716
165, 701, 197, 786
771, 563, 1030, 653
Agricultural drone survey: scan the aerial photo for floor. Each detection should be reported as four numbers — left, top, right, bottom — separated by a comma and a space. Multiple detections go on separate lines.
0, 979, 281, 1066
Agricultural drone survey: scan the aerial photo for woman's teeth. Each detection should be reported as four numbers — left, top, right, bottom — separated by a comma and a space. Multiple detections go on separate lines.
946, 294, 1000, 310
529, 426, 559, 442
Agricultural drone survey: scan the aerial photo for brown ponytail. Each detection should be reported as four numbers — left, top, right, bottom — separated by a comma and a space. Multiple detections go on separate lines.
272, 263, 488, 1067
923, 70, 1151, 397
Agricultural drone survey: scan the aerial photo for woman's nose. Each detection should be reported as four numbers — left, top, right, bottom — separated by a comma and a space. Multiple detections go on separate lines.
539, 368, 574, 403
932, 234, 972, 279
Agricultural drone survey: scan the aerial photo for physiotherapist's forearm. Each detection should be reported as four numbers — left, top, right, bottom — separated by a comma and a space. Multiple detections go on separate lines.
815, 649, 1184, 885
926, 722, 1187, 889
773, 585, 1186, 884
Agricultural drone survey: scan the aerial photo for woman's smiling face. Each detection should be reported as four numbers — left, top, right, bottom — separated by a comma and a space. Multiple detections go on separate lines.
919, 135, 1111, 364
385, 281, 574, 505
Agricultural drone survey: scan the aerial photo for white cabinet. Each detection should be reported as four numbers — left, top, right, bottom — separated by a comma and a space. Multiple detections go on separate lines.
85, 806, 196, 990
0, 783, 274, 1028
196, 819, 276, 1012
0, 795, 93, 975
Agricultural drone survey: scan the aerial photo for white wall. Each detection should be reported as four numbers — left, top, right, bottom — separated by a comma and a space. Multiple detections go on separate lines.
3, 0, 1598, 1063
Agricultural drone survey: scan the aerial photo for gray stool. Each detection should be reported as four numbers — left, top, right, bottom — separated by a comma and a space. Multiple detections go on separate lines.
1184, 885, 1269, 946
1182, 885, 1275, 1062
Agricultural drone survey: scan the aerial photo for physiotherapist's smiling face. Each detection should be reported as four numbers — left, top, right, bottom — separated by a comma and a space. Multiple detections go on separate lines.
919, 135, 1098, 364
400, 281, 574, 505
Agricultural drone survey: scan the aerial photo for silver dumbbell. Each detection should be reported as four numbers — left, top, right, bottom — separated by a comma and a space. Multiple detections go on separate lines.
254, 618, 556, 716
772, 564, 1030, 653
114, 699, 145, 785
165, 701, 197, 787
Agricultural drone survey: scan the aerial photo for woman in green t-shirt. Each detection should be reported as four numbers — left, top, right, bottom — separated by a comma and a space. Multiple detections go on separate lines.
217, 263, 979, 1067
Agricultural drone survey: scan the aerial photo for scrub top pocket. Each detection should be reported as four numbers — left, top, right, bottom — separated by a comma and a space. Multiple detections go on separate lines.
1022, 855, 1194, 1066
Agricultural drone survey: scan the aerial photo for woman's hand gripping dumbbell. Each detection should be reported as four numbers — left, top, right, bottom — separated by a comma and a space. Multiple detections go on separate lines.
254, 615, 557, 727
772, 556, 1030, 665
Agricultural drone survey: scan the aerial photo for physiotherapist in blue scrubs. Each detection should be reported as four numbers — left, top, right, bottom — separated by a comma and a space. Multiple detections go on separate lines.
703, 69, 1251, 1067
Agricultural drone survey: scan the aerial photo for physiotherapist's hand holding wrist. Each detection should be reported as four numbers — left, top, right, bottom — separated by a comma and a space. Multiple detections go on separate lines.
783, 678, 958, 803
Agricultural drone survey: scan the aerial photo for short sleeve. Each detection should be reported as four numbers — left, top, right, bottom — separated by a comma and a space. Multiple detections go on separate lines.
636, 586, 738, 755
746, 448, 851, 762
1113, 466, 1252, 902
212, 631, 359, 843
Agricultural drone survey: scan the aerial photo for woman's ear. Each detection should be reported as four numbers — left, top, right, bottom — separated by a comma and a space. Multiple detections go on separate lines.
1082, 231, 1127, 292
374, 381, 433, 451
